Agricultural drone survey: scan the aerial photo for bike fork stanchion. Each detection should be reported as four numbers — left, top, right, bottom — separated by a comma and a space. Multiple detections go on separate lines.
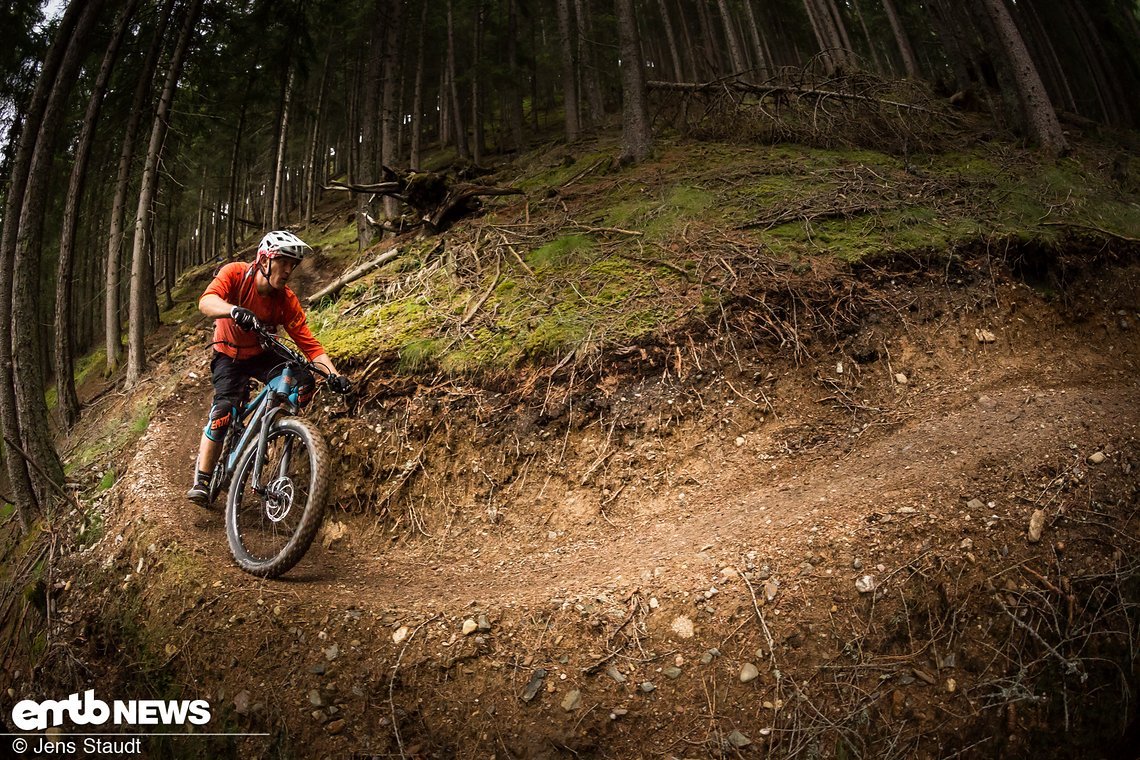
277, 437, 294, 480
250, 393, 279, 493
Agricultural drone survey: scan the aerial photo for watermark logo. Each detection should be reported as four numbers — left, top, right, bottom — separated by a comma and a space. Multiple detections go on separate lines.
10, 690, 211, 731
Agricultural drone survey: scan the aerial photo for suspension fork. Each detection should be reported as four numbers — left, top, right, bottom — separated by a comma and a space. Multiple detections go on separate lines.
252, 397, 290, 492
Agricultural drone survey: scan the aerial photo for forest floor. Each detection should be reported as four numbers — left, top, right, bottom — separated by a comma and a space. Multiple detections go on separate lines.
4, 124, 1140, 759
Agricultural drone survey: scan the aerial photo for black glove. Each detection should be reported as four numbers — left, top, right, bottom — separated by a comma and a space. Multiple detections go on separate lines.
230, 306, 259, 332
326, 374, 352, 394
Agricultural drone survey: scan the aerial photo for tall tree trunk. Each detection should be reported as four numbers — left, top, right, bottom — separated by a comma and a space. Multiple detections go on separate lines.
162, 200, 176, 311
446, 1, 469, 158
106, 0, 176, 376
823, 0, 854, 58
575, 0, 605, 124
226, 97, 248, 254
977, 0, 1067, 154
304, 47, 332, 225
505, 0, 524, 151
741, 0, 770, 78
556, 0, 580, 141
381, 0, 404, 218
410, 1, 429, 167
615, 0, 651, 164
346, 55, 358, 185
1066, 0, 1128, 125
716, 0, 749, 77
810, 0, 848, 67
127, 0, 204, 387
270, 63, 295, 229
11, 0, 107, 506
849, 0, 884, 73
55, 0, 138, 429
1020, 0, 1075, 115
0, 1, 87, 527
695, 0, 724, 79
882, 0, 920, 79
801, 0, 832, 70
928, 0, 973, 93
655, 0, 685, 82
357, 10, 384, 248
471, 0, 486, 163
674, 0, 700, 81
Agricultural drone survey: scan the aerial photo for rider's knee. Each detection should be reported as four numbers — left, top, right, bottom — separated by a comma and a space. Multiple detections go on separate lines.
204, 403, 233, 442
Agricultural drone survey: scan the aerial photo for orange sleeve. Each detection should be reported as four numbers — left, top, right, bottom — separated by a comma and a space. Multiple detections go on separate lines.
281, 290, 325, 361
200, 262, 247, 304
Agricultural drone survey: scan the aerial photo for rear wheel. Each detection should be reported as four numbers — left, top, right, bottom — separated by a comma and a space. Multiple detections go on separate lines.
225, 417, 330, 578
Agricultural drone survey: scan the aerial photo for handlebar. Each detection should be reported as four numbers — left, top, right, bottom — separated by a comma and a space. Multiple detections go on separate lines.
252, 324, 331, 380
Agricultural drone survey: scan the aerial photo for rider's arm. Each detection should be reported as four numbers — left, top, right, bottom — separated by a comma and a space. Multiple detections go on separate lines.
199, 293, 238, 319
310, 353, 340, 378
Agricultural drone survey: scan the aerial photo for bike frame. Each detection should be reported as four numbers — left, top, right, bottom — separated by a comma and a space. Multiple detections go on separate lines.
214, 331, 327, 497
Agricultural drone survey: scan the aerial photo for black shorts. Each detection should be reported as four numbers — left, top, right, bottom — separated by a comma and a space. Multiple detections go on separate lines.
210, 350, 287, 415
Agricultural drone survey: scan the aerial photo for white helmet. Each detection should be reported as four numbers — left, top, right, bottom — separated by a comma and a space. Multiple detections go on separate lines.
257, 230, 310, 262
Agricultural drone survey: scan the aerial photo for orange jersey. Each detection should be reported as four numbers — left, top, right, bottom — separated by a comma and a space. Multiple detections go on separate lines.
201, 262, 324, 361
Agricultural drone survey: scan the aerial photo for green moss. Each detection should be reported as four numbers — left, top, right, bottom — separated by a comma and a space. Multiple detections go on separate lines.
257, 134, 1140, 381
46, 349, 107, 409
527, 234, 595, 270
516, 149, 614, 192
130, 407, 151, 435
161, 299, 200, 326
98, 469, 116, 491
399, 337, 448, 371
77, 509, 103, 546
306, 222, 358, 255
313, 295, 450, 363
65, 398, 155, 475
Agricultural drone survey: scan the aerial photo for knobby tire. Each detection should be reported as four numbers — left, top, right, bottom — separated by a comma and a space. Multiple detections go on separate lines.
225, 417, 330, 578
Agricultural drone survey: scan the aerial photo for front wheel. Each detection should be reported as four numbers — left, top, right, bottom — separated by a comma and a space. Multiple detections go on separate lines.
225, 417, 330, 578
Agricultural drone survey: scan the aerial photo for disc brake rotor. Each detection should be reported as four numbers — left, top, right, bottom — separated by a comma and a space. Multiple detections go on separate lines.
264, 477, 295, 522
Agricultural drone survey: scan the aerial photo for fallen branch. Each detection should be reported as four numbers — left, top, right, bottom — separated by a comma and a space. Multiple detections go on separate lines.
647, 79, 954, 119
322, 180, 403, 195
427, 185, 525, 231
739, 199, 905, 230
459, 256, 502, 328
3, 436, 86, 517
1039, 220, 1139, 243
614, 250, 692, 281
307, 246, 402, 305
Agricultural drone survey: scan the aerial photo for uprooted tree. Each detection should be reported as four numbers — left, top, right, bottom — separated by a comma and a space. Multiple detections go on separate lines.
324, 169, 524, 235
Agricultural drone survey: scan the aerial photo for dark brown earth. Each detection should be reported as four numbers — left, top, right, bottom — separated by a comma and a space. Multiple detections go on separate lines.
21, 241, 1135, 759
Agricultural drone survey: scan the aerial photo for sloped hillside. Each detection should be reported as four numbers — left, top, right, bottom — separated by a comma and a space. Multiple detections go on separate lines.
4, 127, 1140, 758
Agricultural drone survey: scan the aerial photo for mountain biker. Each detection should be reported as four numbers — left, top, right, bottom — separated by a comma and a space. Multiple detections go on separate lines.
186, 230, 351, 505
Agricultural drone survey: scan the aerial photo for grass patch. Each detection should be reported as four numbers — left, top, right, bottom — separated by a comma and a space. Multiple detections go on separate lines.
130, 408, 151, 435
285, 132, 1140, 378
98, 469, 116, 490
65, 398, 155, 475
312, 295, 450, 363
527, 234, 595, 270
161, 299, 199, 324
305, 221, 358, 255
515, 149, 615, 192
47, 349, 107, 409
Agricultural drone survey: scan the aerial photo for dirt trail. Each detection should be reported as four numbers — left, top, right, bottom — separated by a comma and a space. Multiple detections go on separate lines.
72, 263, 1140, 758
132, 284, 1138, 612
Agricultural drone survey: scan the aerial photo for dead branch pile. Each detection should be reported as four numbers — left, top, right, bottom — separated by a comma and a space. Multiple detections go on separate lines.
651, 64, 962, 155
324, 169, 523, 233
733, 164, 978, 231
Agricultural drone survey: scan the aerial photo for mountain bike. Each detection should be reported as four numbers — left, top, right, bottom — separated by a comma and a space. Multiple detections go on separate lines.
206, 326, 346, 578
